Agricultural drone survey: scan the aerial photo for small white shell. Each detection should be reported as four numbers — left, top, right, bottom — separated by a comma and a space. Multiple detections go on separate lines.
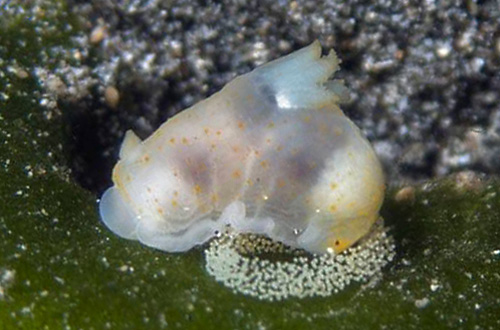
99, 41, 385, 254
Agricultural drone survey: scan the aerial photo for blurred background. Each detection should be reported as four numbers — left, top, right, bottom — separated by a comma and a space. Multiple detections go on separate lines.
8, 0, 500, 193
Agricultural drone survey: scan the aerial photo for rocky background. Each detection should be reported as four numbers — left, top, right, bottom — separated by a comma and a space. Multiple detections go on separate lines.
57, 0, 500, 193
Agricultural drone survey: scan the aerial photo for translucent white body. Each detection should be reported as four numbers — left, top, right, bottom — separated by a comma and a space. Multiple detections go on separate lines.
99, 41, 385, 254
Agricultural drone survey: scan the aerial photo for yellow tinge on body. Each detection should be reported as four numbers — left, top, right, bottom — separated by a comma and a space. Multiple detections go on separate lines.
99, 40, 385, 254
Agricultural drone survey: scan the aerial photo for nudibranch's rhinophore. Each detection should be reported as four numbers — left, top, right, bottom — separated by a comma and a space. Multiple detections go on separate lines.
99, 41, 385, 255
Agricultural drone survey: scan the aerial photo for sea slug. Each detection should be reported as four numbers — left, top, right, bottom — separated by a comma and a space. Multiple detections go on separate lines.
99, 40, 385, 255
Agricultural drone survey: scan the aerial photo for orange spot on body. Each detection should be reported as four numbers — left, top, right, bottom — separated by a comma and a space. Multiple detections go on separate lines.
260, 160, 269, 169
329, 238, 351, 254
238, 121, 245, 130
169, 138, 176, 144
232, 170, 242, 179
182, 137, 189, 144
193, 184, 202, 195
210, 194, 218, 203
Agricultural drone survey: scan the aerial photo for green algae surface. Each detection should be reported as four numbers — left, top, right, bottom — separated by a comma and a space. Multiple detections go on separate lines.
1, 1, 500, 329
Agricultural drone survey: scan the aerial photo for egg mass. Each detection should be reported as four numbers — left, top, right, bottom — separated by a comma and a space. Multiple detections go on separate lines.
99, 40, 385, 254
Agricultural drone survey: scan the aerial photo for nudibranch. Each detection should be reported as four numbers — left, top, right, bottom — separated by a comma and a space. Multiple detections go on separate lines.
99, 40, 385, 255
